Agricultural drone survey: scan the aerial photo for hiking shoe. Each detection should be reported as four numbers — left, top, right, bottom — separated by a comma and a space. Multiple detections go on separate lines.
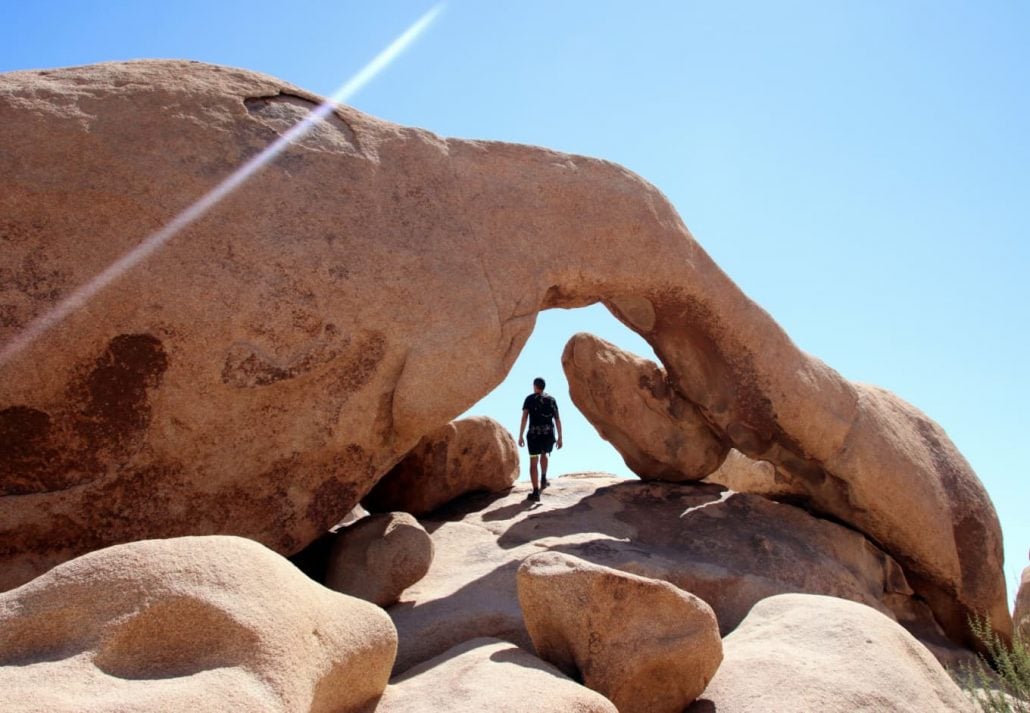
526, 489, 541, 502
541, 476, 549, 490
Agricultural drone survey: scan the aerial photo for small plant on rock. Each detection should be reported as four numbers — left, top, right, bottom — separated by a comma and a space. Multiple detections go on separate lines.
962, 615, 1030, 712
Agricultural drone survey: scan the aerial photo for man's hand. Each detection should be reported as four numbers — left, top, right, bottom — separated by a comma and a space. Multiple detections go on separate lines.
518, 436, 525, 447
557, 437, 563, 450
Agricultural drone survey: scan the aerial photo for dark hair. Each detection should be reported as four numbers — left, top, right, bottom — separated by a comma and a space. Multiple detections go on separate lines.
533, 377, 546, 390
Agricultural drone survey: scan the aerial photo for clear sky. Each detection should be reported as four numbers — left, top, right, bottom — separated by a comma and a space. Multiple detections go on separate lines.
3, 2, 1027, 604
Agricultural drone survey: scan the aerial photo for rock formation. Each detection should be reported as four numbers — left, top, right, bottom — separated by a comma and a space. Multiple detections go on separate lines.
369, 637, 618, 713
517, 551, 722, 713
561, 334, 1009, 647
0, 60, 1008, 647
325, 512, 434, 607
1015, 565, 1030, 640
561, 333, 728, 480
686, 594, 973, 712
364, 417, 519, 516
388, 475, 962, 673
0, 536, 397, 713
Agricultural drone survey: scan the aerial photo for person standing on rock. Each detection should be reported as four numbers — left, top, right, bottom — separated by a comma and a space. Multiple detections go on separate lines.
518, 377, 563, 502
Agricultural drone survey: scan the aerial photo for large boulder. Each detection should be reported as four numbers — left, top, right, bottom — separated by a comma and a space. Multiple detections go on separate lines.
388, 475, 963, 673
325, 512, 434, 607
0, 61, 1008, 647
0, 536, 397, 713
561, 333, 728, 480
517, 551, 722, 713
687, 594, 972, 713
369, 637, 617, 713
364, 417, 519, 516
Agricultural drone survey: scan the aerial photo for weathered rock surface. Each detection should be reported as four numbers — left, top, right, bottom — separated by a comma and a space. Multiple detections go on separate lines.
1015, 565, 1030, 639
326, 512, 434, 607
517, 551, 721, 713
0, 535, 397, 713
0, 60, 1008, 646
367, 637, 618, 713
388, 475, 962, 673
364, 417, 518, 516
687, 594, 972, 713
703, 448, 808, 500
561, 333, 728, 481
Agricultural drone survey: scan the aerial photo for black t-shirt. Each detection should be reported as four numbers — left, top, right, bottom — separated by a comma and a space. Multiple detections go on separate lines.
523, 392, 559, 431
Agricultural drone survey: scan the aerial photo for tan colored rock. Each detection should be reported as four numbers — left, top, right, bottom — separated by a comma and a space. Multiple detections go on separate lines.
369, 637, 618, 713
561, 333, 728, 481
0, 61, 1008, 648
364, 417, 518, 516
326, 512, 434, 607
687, 594, 973, 713
1015, 566, 1030, 640
517, 551, 721, 713
0, 535, 397, 713
389, 475, 960, 673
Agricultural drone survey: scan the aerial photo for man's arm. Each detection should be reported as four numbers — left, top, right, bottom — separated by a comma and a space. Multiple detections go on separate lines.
518, 409, 528, 447
555, 413, 563, 449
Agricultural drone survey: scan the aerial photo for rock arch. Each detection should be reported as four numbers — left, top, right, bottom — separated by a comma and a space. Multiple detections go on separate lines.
0, 60, 1008, 647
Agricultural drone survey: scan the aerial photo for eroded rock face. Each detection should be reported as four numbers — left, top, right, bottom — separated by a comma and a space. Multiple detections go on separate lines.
364, 417, 519, 516
1015, 566, 1030, 640
325, 512, 434, 607
703, 449, 808, 500
0, 536, 397, 713
517, 551, 722, 713
687, 594, 973, 713
388, 475, 962, 674
370, 637, 618, 713
561, 333, 728, 481
0, 61, 1008, 647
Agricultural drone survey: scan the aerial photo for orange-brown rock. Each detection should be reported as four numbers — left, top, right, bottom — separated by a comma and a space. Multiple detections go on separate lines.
517, 551, 722, 713
687, 594, 972, 713
388, 475, 963, 674
369, 637, 618, 713
1015, 566, 1030, 640
0, 536, 397, 713
0, 61, 1008, 648
364, 417, 518, 516
703, 449, 808, 500
325, 512, 434, 607
561, 333, 728, 481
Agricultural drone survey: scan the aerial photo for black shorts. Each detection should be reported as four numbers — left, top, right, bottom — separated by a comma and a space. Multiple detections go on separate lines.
527, 431, 555, 457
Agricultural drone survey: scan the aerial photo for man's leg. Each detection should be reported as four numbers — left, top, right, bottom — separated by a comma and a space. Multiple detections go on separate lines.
527, 454, 541, 501
540, 452, 549, 489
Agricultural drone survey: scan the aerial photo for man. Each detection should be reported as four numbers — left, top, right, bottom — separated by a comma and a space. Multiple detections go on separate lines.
518, 377, 563, 502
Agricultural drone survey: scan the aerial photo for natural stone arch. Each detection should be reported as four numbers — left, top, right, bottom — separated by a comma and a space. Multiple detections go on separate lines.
0, 60, 1008, 649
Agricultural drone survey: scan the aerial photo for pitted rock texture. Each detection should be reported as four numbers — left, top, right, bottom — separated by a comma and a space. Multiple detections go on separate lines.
561, 332, 728, 481
325, 512, 434, 607
369, 637, 618, 713
517, 551, 722, 713
0, 60, 1008, 647
364, 416, 519, 516
387, 475, 964, 674
686, 594, 973, 713
0, 536, 397, 713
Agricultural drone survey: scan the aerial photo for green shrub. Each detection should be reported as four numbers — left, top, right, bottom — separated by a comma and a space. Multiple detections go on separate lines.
962, 615, 1030, 712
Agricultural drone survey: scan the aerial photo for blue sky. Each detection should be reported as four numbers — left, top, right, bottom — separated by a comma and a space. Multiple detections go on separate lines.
3, 2, 1027, 603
